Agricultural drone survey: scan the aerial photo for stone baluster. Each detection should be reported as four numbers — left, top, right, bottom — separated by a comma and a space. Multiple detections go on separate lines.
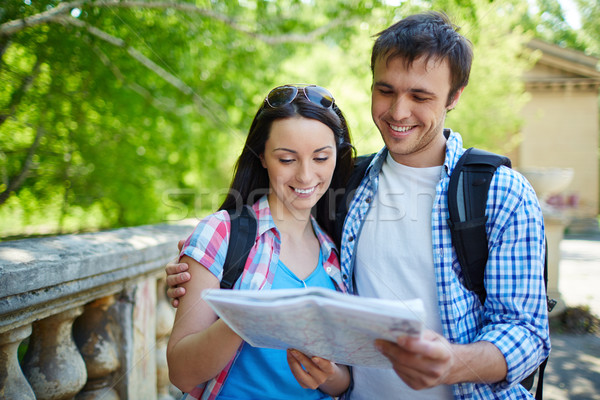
74, 295, 121, 400
0, 325, 36, 399
21, 307, 87, 400
156, 278, 176, 400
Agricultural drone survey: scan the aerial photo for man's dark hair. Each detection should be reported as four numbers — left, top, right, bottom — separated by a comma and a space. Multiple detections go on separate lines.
371, 11, 473, 105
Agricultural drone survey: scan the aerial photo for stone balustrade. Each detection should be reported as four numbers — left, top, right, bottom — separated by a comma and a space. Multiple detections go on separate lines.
0, 221, 197, 399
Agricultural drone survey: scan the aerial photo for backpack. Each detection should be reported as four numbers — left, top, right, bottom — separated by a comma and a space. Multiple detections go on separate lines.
447, 147, 552, 399
333, 145, 552, 400
220, 205, 258, 289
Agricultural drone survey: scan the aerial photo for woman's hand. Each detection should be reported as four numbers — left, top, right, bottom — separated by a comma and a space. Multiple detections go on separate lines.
286, 349, 350, 397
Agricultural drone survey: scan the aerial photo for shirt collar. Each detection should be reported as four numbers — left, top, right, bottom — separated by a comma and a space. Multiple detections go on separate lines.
371, 128, 464, 178
365, 147, 389, 179
252, 194, 338, 261
310, 216, 338, 260
442, 128, 464, 177
252, 195, 278, 237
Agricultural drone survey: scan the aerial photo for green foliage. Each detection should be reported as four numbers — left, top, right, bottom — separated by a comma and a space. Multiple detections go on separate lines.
0, 0, 388, 237
1, 0, 572, 237
524, 0, 586, 51
575, 0, 600, 57
523, 0, 600, 58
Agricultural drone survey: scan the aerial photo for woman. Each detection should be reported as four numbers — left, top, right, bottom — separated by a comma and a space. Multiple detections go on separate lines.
167, 84, 354, 400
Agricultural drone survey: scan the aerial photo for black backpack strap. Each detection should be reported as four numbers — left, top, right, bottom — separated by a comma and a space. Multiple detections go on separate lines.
221, 205, 257, 289
535, 356, 548, 400
448, 147, 551, 398
333, 153, 376, 248
520, 353, 549, 399
532, 237, 551, 400
447, 147, 511, 305
544, 238, 557, 312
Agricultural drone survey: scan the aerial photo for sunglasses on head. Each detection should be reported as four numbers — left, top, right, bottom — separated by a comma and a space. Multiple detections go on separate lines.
265, 84, 335, 109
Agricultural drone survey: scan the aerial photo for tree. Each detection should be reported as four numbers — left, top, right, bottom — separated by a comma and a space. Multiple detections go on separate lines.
522, 0, 586, 51
0, 0, 373, 236
574, 0, 600, 56
0, 0, 541, 237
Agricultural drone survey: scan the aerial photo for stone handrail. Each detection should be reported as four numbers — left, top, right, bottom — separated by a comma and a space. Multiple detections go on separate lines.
0, 220, 197, 399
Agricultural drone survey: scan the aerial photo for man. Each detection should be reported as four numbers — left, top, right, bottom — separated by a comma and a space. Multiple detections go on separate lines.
166, 11, 550, 399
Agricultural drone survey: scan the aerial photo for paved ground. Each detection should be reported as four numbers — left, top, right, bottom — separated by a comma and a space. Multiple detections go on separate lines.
544, 234, 600, 400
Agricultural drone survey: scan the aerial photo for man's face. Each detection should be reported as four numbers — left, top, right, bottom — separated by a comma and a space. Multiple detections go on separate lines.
371, 55, 463, 167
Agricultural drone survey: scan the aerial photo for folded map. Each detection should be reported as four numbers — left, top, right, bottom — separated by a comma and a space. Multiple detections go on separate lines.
202, 287, 425, 368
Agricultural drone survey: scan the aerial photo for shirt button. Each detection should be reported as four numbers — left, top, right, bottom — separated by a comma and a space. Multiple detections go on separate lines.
326, 267, 332, 273
342, 274, 348, 280
365, 197, 372, 204
348, 236, 354, 242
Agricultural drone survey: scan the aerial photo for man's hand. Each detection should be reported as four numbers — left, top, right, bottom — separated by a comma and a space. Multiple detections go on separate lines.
165, 239, 191, 307
375, 330, 454, 390
376, 329, 507, 389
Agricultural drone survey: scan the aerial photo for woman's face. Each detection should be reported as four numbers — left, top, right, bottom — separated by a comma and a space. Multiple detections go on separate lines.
261, 116, 337, 219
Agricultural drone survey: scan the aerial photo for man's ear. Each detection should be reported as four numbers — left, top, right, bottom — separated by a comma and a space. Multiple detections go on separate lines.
447, 86, 465, 111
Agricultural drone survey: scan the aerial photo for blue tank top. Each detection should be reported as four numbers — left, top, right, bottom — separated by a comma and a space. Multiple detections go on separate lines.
217, 251, 336, 400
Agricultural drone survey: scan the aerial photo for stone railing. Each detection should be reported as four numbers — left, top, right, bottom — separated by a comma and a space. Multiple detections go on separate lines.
0, 220, 197, 399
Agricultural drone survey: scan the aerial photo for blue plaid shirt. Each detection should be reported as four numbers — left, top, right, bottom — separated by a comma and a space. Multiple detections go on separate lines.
340, 130, 550, 399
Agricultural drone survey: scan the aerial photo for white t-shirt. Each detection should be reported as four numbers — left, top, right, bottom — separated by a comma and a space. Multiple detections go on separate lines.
350, 153, 453, 400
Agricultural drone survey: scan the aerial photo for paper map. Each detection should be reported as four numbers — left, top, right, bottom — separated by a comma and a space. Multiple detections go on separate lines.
202, 287, 425, 368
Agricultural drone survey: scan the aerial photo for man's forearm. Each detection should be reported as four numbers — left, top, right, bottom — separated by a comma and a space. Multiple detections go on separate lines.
445, 340, 507, 385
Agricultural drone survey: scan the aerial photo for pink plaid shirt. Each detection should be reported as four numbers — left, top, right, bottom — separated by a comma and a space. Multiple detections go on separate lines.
180, 195, 346, 400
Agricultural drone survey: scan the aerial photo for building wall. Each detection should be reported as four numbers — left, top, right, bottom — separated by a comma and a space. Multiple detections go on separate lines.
519, 85, 599, 217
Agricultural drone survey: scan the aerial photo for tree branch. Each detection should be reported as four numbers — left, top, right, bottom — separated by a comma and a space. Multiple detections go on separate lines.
89, 1, 351, 44
0, 57, 42, 128
0, 38, 11, 65
0, 125, 45, 206
1, 0, 352, 44
86, 36, 179, 114
0, 1, 86, 36
52, 15, 229, 125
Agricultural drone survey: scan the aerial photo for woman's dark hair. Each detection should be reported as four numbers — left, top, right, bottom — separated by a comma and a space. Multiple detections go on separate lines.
219, 90, 355, 236
371, 11, 473, 105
